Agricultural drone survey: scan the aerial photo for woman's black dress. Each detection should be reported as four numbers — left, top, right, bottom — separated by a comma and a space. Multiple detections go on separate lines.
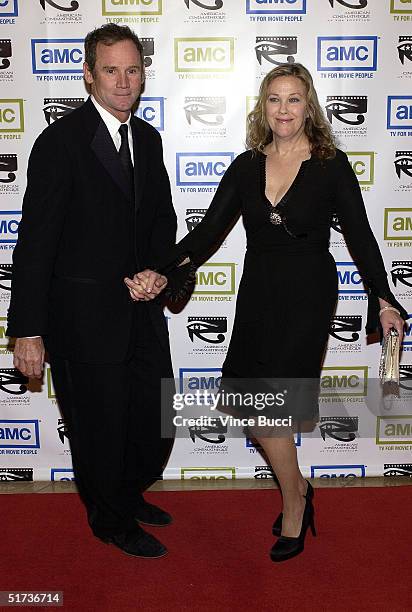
156, 149, 408, 421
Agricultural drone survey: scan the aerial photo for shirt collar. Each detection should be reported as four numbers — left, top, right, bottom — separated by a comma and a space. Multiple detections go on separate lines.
91, 95, 131, 139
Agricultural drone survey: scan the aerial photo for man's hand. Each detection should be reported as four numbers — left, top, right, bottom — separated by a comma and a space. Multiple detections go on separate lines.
13, 337, 45, 379
124, 269, 167, 301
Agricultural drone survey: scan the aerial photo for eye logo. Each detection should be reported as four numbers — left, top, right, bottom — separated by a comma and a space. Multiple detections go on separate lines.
141, 37, 154, 68
43, 98, 84, 125
394, 151, 412, 179
384, 463, 412, 477
329, 315, 362, 342
186, 208, 207, 231
0, 39, 12, 71
0, 368, 28, 395
188, 418, 226, 444
398, 36, 412, 65
328, 0, 367, 8
399, 365, 412, 391
57, 418, 69, 443
255, 36, 297, 66
39, 0, 79, 11
0, 468, 33, 481
0, 154, 17, 183
254, 466, 275, 479
325, 95, 367, 125
0, 264, 12, 290
331, 213, 342, 234
319, 416, 358, 442
184, 0, 223, 9
184, 96, 226, 126
187, 316, 227, 343
391, 260, 412, 288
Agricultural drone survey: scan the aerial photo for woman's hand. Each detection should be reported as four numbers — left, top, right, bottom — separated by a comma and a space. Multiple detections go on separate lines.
379, 306, 405, 342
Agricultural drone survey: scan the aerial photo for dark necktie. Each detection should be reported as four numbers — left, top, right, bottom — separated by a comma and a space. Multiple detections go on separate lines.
118, 123, 134, 199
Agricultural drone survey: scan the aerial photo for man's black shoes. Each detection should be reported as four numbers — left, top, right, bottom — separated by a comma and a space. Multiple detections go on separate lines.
99, 526, 167, 558
135, 502, 173, 527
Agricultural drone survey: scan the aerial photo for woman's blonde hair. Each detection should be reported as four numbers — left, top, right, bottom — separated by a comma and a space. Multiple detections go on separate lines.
246, 63, 336, 159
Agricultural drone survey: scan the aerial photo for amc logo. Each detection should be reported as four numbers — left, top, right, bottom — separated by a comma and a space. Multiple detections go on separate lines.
390, 0, 412, 14
384, 208, 412, 240
102, 0, 162, 15
317, 36, 378, 71
311, 465, 366, 478
0, 0, 18, 16
0, 211, 21, 243
346, 152, 374, 185
51, 468, 75, 481
0, 420, 40, 449
176, 152, 233, 186
320, 366, 368, 397
135, 97, 164, 131
179, 367, 222, 393
387, 96, 412, 130
376, 416, 412, 445
31, 39, 84, 74
46, 368, 56, 399
174, 38, 234, 72
336, 262, 365, 294
246, 0, 307, 14
0, 317, 8, 349
180, 467, 236, 480
0, 99, 24, 133
194, 263, 235, 295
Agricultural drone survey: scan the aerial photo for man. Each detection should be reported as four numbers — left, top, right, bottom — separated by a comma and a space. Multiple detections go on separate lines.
7, 24, 176, 558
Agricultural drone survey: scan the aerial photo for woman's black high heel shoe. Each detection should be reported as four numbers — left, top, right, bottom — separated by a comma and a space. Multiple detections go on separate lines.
272, 480, 314, 536
270, 485, 316, 562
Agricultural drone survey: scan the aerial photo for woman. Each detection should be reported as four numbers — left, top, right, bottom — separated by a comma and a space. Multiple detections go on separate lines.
126, 64, 407, 561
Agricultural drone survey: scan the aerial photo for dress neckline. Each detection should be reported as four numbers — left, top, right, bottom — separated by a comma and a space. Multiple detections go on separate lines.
259, 151, 312, 208
258, 150, 311, 209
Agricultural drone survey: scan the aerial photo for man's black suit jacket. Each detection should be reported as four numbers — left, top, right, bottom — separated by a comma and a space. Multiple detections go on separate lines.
7, 98, 177, 363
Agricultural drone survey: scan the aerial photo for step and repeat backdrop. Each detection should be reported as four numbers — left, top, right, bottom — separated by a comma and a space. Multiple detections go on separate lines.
0, 0, 411, 484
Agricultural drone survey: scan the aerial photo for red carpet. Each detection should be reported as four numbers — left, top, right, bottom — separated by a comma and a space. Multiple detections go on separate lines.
3, 486, 411, 611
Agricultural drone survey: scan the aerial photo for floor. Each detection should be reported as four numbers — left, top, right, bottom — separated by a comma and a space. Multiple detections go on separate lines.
1, 476, 411, 495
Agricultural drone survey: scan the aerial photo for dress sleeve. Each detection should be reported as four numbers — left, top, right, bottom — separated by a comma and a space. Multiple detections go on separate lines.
154, 157, 242, 301
333, 150, 408, 334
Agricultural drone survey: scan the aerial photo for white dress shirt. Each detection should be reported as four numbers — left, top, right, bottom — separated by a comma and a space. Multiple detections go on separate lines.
91, 95, 134, 165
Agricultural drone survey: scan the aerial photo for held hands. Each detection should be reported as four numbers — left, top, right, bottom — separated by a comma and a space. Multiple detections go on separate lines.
13, 337, 45, 379
379, 305, 405, 343
124, 269, 167, 302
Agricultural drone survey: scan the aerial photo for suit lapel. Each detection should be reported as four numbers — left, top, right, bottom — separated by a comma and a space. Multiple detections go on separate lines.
131, 119, 147, 212
90, 121, 133, 202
